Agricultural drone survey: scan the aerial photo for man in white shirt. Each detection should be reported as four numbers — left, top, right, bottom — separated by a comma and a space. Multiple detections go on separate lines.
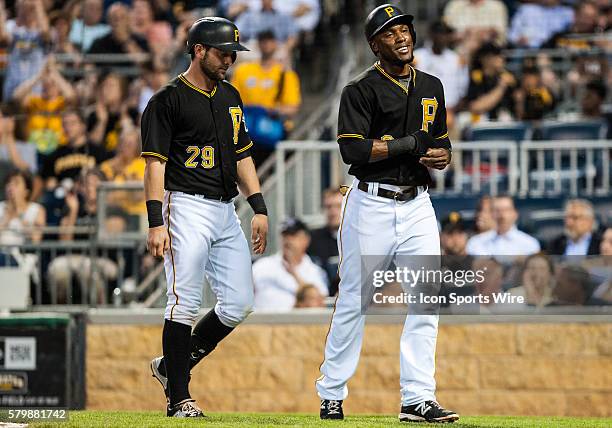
467, 196, 540, 256
414, 22, 468, 111
253, 218, 328, 311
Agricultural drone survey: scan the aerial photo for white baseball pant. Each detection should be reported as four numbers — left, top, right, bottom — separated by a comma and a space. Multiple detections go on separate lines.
162, 191, 254, 328
316, 179, 441, 406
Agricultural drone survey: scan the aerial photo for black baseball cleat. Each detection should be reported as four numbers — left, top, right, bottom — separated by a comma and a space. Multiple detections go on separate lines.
399, 401, 459, 423
150, 357, 170, 410
168, 399, 205, 417
320, 399, 344, 420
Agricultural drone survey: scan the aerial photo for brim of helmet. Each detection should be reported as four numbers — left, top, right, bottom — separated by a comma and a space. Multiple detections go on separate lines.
369, 14, 414, 40
211, 42, 250, 52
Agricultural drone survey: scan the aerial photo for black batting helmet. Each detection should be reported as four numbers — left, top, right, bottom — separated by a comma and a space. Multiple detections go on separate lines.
186, 17, 249, 55
364, 4, 416, 44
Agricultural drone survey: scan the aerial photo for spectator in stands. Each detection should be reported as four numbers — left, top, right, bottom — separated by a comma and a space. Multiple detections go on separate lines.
49, 11, 79, 56
13, 58, 76, 156
474, 195, 495, 234
0, 170, 45, 270
99, 127, 146, 229
226, 0, 320, 32
253, 217, 328, 311
441, 212, 469, 257
440, 212, 474, 275
509, 253, 555, 307
88, 2, 149, 65
580, 80, 612, 138
0, 111, 33, 176
130, 0, 173, 65
0, 170, 45, 247
235, 0, 298, 64
466, 43, 516, 123
544, 0, 600, 49
87, 72, 139, 153
231, 30, 301, 165
68, 0, 110, 51
132, 62, 170, 114
294, 284, 326, 308
41, 110, 107, 191
471, 257, 504, 309
443, 0, 508, 46
548, 199, 601, 256
49, 168, 120, 303
0, 0, 50, 101
588, 226, 612, 302
550, 264, 609, 306
508, 0, 574, 49
308, 188, 342, 295
513, 66, 555, 121
414, 22, 469, 127
467, 195, 540, 256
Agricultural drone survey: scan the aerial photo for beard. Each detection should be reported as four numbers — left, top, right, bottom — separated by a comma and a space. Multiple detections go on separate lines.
199, 51, 225, 81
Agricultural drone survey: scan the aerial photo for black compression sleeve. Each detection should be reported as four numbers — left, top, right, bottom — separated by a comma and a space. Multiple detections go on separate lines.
146, 200, 164, 228
387, 135, 417, 158
247, 192, 268, 215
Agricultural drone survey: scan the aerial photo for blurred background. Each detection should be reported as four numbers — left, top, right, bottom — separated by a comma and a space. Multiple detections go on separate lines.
0, 0, 610, 417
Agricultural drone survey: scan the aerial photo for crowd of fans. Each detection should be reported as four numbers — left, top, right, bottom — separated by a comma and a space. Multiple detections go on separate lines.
0, 0, 609, 307
261, 194, 611, 311
416, 0, 611, 136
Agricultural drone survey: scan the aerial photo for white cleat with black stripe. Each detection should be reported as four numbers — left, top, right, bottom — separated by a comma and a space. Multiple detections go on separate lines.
168, 399, 205, 417
399, 400, 459, 423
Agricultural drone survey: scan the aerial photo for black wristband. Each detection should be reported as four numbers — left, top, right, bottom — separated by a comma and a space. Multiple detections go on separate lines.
146, 200, 164, 228
247, 192, 268, 216
387, 135, 417, 158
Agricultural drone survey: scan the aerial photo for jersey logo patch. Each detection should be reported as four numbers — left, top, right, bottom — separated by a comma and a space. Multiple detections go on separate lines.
421, 97, 438, 132
228, 107, 243, 144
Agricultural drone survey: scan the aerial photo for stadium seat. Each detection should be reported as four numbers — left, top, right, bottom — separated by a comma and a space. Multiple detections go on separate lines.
538, 120, 608, 140
465, 122, 532, 142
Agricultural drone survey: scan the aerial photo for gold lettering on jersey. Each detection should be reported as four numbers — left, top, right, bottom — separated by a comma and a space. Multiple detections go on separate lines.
185, 146, 200, 168
234, 30, 239, 42
420, 97, 438, 132
384, 6, 394, 17
54, 154, 96, 175
228, 107, 242, 144
201, 146, 214, 169
381, 135, 393, 141
184, 146, 215, 169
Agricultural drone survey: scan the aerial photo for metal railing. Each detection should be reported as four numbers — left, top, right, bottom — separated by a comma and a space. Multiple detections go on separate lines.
520, 140, 611, 197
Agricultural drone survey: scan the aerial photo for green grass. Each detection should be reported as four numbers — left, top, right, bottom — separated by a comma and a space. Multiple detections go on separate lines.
19, 412, 612, 428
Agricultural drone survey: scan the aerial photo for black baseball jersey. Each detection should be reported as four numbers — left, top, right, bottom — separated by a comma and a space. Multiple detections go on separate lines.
337, 62, 451, 186
141, 74, 253, 198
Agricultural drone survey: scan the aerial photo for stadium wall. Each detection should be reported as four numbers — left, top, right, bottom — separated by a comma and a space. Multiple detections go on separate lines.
86, 321, 612, 416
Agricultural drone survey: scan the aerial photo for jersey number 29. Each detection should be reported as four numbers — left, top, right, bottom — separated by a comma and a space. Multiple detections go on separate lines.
185, 146, 214, 169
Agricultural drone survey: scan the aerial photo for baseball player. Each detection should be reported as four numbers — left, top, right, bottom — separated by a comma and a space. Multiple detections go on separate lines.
316, 5, 459, 423
142, 18, 268, 417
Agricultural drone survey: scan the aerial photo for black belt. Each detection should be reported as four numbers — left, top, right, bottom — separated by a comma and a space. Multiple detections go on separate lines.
357, 181, 420, 202
182, 191, 233, 202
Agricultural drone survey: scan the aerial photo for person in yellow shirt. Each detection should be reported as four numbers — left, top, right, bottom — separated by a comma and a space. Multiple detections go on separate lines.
231, 30, 301, 165
99, 127, 146, 229
13, 58, 76, 155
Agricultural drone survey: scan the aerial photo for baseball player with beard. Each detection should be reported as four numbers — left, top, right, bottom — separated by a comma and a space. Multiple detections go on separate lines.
316, 4, 459, 423
142, 18, 268, 417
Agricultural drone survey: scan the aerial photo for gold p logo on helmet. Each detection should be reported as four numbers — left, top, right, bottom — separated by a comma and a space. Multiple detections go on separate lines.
384, 6, 394, 17
234, 29, 239, 42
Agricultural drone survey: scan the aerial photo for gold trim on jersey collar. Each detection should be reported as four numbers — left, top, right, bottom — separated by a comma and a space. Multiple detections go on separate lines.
178, 73, 218, 97
374, 62, 415, 94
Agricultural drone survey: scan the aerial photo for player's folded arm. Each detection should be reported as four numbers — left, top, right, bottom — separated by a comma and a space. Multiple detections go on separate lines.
337, 135, 374, 166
